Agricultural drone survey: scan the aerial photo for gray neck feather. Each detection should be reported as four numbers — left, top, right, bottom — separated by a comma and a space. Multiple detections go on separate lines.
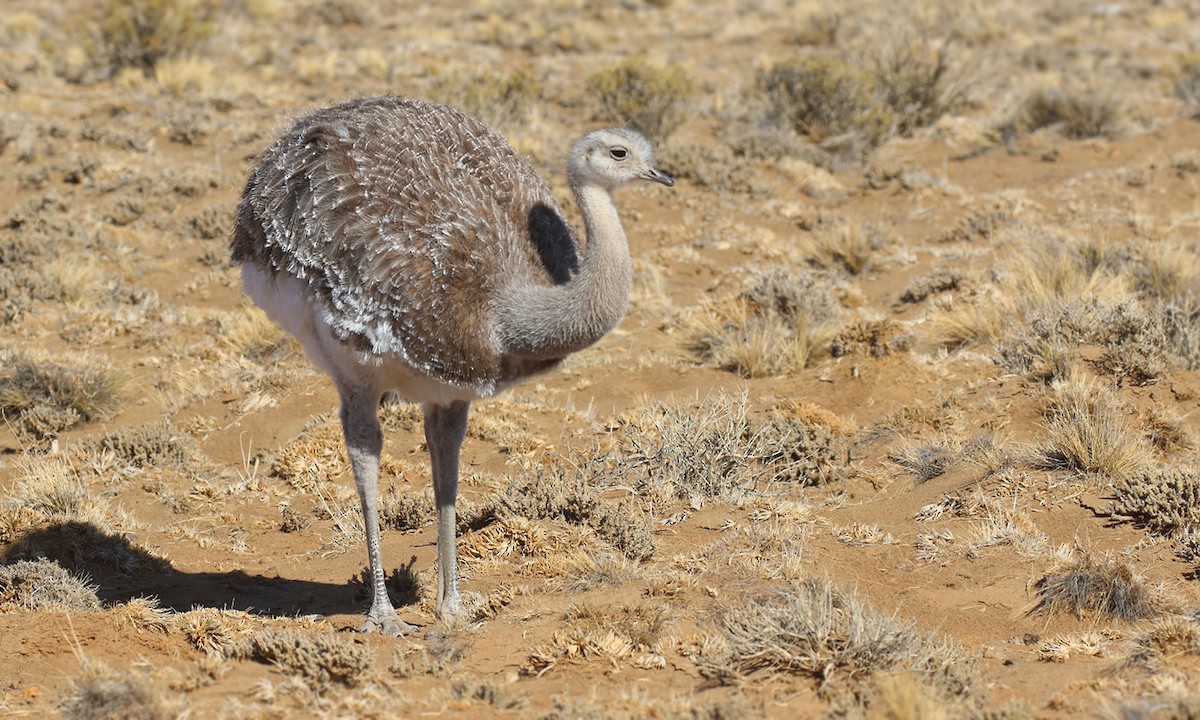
494, 182, 632, 360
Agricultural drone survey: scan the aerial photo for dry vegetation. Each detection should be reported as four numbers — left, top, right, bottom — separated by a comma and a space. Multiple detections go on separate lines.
2, 0, 1200, 717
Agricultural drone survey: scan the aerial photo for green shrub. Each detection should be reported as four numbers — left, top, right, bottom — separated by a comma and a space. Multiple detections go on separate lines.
587, 55, 696, 140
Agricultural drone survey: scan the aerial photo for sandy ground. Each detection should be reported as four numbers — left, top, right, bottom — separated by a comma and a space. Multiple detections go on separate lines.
2, 0, 1200, 717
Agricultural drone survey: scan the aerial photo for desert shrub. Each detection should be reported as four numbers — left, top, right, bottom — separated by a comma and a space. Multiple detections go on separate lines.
186, 205, 227, 240
3, 520, 168, 577
0, 558, 101, 611
61, 657, 181, 720
1017, 85, 1124, 139
389, 631, 467, 678
757, 55, 892, 150
429, 69, 539, 130
88, 0, 216, 77
526, 394, 847, 510
690, 268, 841, 378
659, 138, 762, 196
83, 421, 198, 468
587, 55, 696, 140
756, 413, 850, 486
695, 577, 982, 708
1176, 53, 1200, 118
1034, 551, 1162, 620
1140, 404, 1197, 455
1126, 616, 1200, 670
0, 350, 123, 440
450, 678, 524, 711
379, 484, 434, 532
870, 36, 969, 135
999, 295, 1184, 385
890, 439, 959, 483
496, 463, 655, 561
1161, 295, 1200, 370
900, 270, 965, 303
1111, 464, 1200, 536
228, 628, 371, 690
1034, 379, 1153, 478
316, 0, 369, 26
831, 317, 911, 358
529, 602, 671, 674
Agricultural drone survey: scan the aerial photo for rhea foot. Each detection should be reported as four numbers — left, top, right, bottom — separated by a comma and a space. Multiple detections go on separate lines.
360, 606, 418, 637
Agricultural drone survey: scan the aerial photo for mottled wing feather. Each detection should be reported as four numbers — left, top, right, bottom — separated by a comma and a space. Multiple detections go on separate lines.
232, 97, 576, 392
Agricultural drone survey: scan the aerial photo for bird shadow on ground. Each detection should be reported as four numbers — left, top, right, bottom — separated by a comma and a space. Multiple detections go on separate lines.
1, 520, 422, 620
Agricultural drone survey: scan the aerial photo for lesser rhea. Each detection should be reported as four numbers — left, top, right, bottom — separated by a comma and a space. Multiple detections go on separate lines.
230, 97, 673, 634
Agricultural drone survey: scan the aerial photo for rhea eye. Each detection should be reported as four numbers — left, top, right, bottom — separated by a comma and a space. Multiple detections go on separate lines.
610, 147, 628, 160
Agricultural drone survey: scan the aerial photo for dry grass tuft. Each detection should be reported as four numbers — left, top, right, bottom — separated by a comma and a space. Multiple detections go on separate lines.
0, 558, 101, 611
807, 221, 891, 276
178, 608, 237, 654
1034, 379, 1153, 479
528, 602, 671, 675
217, 305, 294, 361
1034, 551, 1163, 621
1125, 616, 1200, 670
598, 392, 848, 504
0, 350, 124, 443
61, 655, 181, 720
694, 576, 982, 708
890, 438, 960, 484
228, 628, 372, 690
271, 416, 347, 492
688, 267, 841, 378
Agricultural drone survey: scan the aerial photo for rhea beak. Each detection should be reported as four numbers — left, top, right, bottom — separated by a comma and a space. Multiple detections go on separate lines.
642, 168, 675, 187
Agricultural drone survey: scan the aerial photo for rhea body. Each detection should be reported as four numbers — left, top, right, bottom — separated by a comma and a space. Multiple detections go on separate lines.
230, 97, 672, 634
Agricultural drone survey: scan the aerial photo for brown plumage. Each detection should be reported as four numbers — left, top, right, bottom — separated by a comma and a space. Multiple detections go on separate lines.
230, 96, 672, 634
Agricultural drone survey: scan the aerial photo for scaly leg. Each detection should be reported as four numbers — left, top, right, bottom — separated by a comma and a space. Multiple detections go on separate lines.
341, 384, 417, 636
423, 400, 470, 621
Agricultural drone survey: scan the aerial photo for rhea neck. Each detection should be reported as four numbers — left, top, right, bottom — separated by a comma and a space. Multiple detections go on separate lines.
493, 175, 632, 361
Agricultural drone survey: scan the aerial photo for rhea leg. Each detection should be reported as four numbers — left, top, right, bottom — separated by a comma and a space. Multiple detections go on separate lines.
340, 383, 416, 636
423, 400, 470, 621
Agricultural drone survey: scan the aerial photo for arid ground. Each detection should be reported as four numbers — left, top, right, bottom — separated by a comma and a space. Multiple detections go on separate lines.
2, 0, 1200, 717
